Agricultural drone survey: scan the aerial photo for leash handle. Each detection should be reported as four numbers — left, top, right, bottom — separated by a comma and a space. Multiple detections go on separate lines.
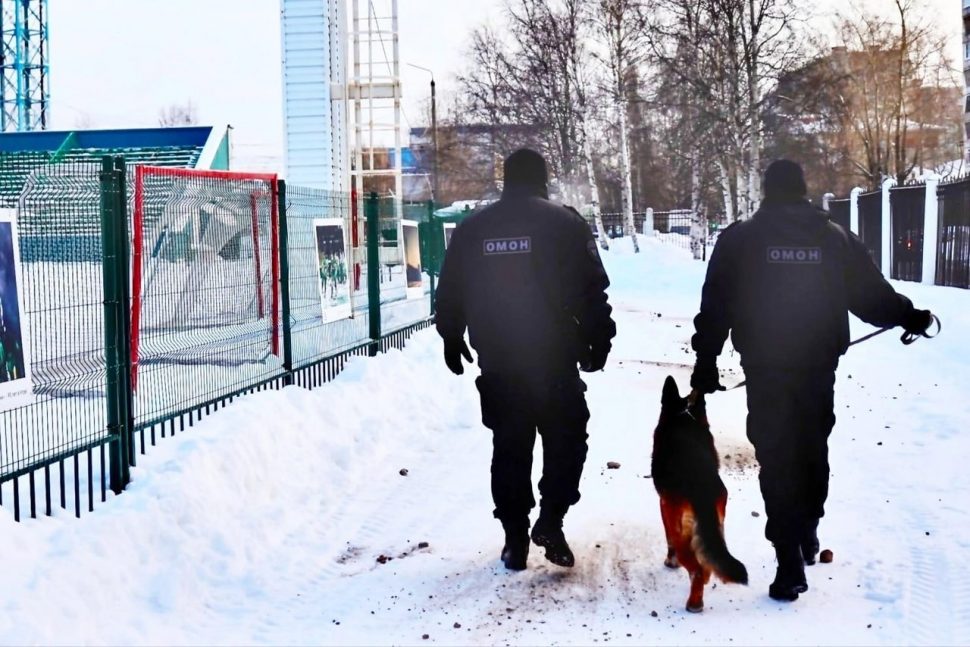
901, 314, 941, 346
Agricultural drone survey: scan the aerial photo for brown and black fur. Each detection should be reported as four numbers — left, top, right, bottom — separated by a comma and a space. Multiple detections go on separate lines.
651, 376, 748, 612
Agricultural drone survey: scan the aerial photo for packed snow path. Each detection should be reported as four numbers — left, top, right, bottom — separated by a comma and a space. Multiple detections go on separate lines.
2, 239, 968, 646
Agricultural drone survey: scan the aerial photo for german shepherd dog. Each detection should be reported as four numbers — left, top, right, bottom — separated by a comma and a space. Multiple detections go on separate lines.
652, 376, 748, 612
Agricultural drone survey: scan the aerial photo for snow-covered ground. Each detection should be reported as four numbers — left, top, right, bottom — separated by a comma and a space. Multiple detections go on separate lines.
2, 238, 968, 646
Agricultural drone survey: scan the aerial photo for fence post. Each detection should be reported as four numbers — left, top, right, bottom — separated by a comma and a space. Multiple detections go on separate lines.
849, 187, 862, 235
822, 193, 834, 212
427, 200, 437, 316
922, 173, 940, 286
881, 178, 896, 277
366, 192, 382, 356
99, 157, 130, 493
643, 207, 654, 236
113, 157, 134, 472
277, 180, 294, 385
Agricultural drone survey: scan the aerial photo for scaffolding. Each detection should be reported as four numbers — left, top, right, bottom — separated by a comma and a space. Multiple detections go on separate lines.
0, 0, 49, 132
348, 0, 402, 219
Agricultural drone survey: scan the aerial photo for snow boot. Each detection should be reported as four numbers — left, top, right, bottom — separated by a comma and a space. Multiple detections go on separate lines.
530, 510, 575, 568
500, 519, 530, 571
801, 520, 820, 566
769, 543, 808, 602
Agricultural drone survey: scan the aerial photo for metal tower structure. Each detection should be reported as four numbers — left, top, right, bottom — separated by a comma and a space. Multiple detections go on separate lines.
0, 0, 49, 132
349, 0, 402, 214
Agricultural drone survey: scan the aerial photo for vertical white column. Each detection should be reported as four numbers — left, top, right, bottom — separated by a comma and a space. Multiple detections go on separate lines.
849, 187, 862, 235
644, 207, 654, 236
822, 192, 834, 212
881, 177, 896, 277
921, 173, 940, 286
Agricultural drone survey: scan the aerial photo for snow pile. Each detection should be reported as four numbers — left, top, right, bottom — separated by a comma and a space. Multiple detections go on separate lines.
1, 236, 968, 645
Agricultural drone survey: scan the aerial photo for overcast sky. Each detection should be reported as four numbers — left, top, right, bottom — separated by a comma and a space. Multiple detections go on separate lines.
47, 0, 961, 173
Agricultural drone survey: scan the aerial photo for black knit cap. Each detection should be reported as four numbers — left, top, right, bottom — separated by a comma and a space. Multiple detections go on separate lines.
763, 159, 808, 203
503, 148, 548, 189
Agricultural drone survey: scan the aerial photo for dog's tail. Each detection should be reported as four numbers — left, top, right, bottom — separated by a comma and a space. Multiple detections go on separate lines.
691, 501, 748, 585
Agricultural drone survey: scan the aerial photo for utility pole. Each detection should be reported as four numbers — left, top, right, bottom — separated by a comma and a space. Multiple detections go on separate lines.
407, 63, 438, 204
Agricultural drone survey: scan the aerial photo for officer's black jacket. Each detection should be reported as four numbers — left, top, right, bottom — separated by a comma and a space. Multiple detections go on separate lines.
435, 185, 616, 378
692, 200, 915, 369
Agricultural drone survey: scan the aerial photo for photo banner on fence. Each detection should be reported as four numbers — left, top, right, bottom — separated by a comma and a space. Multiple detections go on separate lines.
402, 219, 423, 299
443, 222, 456, 249
313, 218, 353, 322
0, 208, 33, 412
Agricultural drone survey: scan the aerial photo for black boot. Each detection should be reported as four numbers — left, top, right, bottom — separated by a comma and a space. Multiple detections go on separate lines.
769, 543, 808, 602
530, 510, 575, 568
500, 519, 530, 571
801, 520, 820, 566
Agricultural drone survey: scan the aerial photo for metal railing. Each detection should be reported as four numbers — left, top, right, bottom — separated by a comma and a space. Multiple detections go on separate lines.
0, 157, 434, 521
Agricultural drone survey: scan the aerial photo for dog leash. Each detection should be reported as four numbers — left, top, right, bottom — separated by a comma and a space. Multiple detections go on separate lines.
728, 315, 942, 391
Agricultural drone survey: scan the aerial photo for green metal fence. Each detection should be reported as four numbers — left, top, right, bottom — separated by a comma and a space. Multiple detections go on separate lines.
284, 184, 370, 366
0, 157, 126, 520
0, 158, 440, 521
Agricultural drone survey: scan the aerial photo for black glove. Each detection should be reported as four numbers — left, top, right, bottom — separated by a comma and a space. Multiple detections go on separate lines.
443, 338, 474, 375
690, 356, 726, 394
580, 344, 610, 373
902, 308, 933, 336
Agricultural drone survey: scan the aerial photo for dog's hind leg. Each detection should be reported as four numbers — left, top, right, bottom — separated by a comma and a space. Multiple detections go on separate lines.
686, 566, 706, 613
659, 497, 680, 569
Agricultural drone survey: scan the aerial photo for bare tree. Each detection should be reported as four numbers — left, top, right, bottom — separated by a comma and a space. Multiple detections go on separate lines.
649, 0, 805, 221
591, 0, 653, 251
459, 1, 587, 205
73, 112, 96, 130
831, 0, 956, 185
158, 101, 198, 127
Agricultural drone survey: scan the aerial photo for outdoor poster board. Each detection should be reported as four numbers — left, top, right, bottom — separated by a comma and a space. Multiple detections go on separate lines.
313, 218, 353, 322
0, 208, 33, 412
401, 219, 423, 300
443, 222, 456, 249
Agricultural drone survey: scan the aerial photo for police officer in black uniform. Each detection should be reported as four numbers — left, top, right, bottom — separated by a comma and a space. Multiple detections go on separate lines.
690, 160, 935, 602
435, 149, 616, 571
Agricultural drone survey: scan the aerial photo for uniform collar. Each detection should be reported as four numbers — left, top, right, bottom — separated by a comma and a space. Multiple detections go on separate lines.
502, 183, 548, 200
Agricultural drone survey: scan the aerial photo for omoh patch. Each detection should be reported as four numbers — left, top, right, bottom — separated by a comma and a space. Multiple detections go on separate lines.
766, 247, 822, 264
483, 237, 531, 255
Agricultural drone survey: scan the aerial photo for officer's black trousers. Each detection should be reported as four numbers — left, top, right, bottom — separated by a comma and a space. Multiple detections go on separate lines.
475, 372, 590, 524
744, 367, 837, 546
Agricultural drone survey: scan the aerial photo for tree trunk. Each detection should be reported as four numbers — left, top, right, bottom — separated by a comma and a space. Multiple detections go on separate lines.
736, 167, 748, 221
690, 155, 706, 260
717, 159, 735, 225
618, 100, 639, 252
748, 130, 761, 215
583, 132, 610, 250
747, 100, 761, 214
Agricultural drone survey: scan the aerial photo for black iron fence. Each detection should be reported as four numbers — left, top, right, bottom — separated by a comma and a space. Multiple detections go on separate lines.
825, 176, 970, 289
857, 190, 883, 267
890, 184, 925, 282
597, 211, 654, 238
0, 157, 434, 521
937, 179, 970, 288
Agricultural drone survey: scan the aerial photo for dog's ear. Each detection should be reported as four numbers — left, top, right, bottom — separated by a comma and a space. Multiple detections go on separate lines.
662, 375, 681, 407
688, 389, 707, 419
